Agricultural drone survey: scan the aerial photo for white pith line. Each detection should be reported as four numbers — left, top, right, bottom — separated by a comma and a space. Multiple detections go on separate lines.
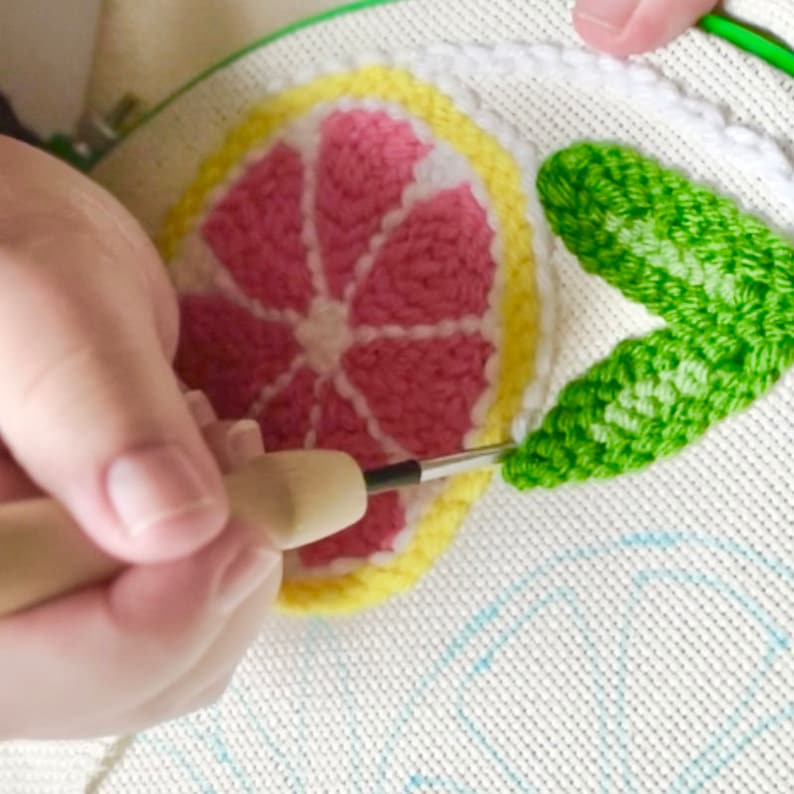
341, 143, 473, 306
333, 370, 412, 461
214, 265, 303, 327
177, 90, 543, 478
171, 38, 794, 454
246, 355, 307, 419
178, 96, 535, 579
169, 232, 222, 294
303, 374, 328, 450
352, 315, 486, 343
170, 232, 305, 331
294, 118, 330, 300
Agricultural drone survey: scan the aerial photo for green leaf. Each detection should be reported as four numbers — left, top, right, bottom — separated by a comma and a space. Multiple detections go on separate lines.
503, 143, 794, 490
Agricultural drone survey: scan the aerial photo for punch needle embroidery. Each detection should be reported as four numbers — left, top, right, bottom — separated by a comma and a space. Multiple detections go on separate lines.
160, 65, 551, 614
504, 142, 794, 490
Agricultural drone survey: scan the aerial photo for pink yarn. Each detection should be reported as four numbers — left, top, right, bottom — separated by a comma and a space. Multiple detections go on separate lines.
204, 143, 312, 312
315, 380, 388, 469
316, 110, 430, 299
344, 335, 492, 458
352, 186, 495, 326
257, 368, 316, 450
176, 108, 497, 571
307, 383, 405, 564
177, 294, 298, 419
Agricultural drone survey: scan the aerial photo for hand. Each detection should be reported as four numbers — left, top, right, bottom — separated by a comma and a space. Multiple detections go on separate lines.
574, 0, 720, 55
0, 135, 282, 739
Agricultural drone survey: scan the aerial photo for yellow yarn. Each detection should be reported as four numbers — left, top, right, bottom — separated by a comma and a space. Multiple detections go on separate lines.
158, 66, 539, 614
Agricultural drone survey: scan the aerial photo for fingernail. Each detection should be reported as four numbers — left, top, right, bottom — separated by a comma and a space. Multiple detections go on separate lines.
216, 547, 281, 615
226, 420, 264, 467
107, 444, 219, 537
185, 391, 215, 428
574, 0, 639, 31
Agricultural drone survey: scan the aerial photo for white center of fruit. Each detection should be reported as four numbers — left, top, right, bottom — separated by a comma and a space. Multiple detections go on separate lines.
295, 297, 354, 376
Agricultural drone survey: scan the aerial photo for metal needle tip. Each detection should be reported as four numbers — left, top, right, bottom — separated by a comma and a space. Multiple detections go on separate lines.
364, 443, 516, 495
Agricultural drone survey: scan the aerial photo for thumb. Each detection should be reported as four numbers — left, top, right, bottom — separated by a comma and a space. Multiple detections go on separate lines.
0, 137, 228, 564
573, 0, 718, 55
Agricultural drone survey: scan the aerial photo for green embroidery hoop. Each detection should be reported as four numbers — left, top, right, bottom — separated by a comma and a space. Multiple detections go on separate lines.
48, 5, 794, 171
699, 13, 794, 76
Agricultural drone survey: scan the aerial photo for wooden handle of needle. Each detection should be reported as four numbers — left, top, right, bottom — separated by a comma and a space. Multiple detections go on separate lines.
0, 450, 367, 619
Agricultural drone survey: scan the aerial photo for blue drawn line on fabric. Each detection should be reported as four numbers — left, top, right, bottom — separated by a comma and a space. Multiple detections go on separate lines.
138, 732, 217, 794
377, 531, 794, 792
184, 704, 254, 793
692, 702, 794, 791
664, 571, 789, 793
672, 645, 782, 793
620, 532, 794, 584
456, 594, 561, 794
375, 540, 612, 792
291, 618, 363, 793
616, 569, 789, 794
139, 530, 794, 792
232, 684, 303, 792
455, 588, 608, 794
137, 685, 298, 792
403, 774, 481, 793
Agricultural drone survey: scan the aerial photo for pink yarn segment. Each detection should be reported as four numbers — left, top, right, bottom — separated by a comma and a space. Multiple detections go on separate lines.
257, 368, 317, 450
316, 110, 430, 299
315, 380, 388, 469
175, 108, 498, 571
351, 186, 495, 326
344, 335, 492, 459
203, 143, 312, 312
177, 294, 299, 419
307, 382, 405, 565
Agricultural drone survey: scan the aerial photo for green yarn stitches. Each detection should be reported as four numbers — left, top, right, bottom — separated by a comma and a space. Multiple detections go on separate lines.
503, 142, 794, 490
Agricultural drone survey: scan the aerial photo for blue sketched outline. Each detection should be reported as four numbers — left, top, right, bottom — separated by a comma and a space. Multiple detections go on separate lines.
183, 703, 256, 792
377, 532, 794, 792
616, 569, 789, 793
692, 702, 794, 790
232, 685, 302, 792
296, 620, 316, 788
212, 619, 360, 794
137, 732, 217, 793
322, 619, 363, 794
403, 774, 481, 792
455, 588, 607, 794
137, 531, 794, 792
294, 618, 363, 793
375, 540, 612, 792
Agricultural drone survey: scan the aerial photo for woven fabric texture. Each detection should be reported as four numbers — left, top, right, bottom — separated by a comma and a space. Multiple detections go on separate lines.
4, 0, 794, 791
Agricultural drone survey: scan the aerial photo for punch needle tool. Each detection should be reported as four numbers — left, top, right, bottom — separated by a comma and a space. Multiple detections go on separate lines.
363, 443, 516, 494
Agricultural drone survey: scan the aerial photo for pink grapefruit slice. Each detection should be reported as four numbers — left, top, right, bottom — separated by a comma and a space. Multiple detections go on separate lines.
159, 65, 547, 613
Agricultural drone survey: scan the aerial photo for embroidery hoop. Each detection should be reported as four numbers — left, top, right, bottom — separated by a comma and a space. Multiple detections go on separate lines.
84, 0, 794, 616
47, 5, 794, 173
11, 2, 794, 793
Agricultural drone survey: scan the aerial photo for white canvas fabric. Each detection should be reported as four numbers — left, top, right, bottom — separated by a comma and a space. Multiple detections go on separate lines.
84, 0, 792, 116
727, 0, 794, 43
4, 0, 794, 791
